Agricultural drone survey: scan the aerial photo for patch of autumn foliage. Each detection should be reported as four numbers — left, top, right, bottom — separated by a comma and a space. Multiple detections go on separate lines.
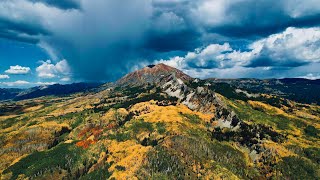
76, 126, 103, 148
76, 139, 95, 149
78, 126, 102, 138
106, 122, 117, 130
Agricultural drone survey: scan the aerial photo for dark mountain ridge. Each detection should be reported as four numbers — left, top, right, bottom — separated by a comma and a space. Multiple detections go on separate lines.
0, 83, 102, 101
0, 88, 23, 101
206, 78, 320, 105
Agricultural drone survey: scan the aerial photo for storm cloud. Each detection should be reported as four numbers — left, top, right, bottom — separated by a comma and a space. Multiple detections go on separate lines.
0, 0, 320, 81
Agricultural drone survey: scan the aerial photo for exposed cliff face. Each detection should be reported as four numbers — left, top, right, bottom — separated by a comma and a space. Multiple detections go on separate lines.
116, 63, 231, 115
159, 74, 220, 114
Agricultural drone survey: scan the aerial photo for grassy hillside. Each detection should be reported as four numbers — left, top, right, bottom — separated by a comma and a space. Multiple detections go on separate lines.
0, 83, 319, 179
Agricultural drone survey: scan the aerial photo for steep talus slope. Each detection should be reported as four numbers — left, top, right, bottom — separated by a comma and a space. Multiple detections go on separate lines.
0, 64, 319, 179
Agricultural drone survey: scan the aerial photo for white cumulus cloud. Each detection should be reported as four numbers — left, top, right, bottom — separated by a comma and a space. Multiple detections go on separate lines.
156, 42, 255, 69
0, 74, 10, 79
155, 27, 320, 78
36, 59, 71, 78
5, 65, 31, 74
60, 77, 71, 82
36, 81, 57, 86
2, 80, 30, 86
249, 27, 320, 66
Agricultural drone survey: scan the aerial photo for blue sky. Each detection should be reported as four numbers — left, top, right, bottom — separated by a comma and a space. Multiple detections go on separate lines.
0, 0, 320, 88
0, 38, 67, 87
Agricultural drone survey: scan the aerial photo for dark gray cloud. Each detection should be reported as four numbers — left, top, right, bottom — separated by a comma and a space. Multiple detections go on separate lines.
0, 15, 50, 43
246, 57, 309, 68
0, 17, 49, 36
192, 0, 320, 38
144, 29, 200, 52
0, 0, 53, 43
0, 31, 39, 44
209, 13, 320, 38
217, 1, 317, 37
0, 0, 78, 43
29, 0, 80, 10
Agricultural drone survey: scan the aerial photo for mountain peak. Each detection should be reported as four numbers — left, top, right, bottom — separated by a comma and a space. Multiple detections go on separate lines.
143, 63, 177, 70
116, 63, 192, 86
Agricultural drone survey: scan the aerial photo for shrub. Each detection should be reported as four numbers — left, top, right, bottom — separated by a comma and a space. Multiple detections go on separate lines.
304, 125, 319, 137
72, 117, 84, 129
180, 113, 201, 124
27, 121, 37, 126
108, 132, 131, 142
80, 165, 111, 180
304, 147, 320, 164
129, 119, 154, 134
115, 165, 126, 171
156, 122, 166, 134
1, 117, 18, 129
276, 156, 319, 179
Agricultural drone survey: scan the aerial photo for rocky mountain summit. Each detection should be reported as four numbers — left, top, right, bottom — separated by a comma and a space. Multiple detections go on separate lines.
116, 63, 192, 86
116, 64, 221, 112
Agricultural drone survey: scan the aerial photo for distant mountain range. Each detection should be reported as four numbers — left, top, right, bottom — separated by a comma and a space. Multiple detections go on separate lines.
206, 78, 320, 105
0, 83, 102, 101
0, 88, 22, 101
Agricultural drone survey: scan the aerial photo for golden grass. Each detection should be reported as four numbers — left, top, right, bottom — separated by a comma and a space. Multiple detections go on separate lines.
0, 115, 18, 121
102, 108, 128, 122
131, 101, 213, 123
263, 141, 296, 157
294, 110, 320, 121
247, 100, 294, 118
129, 101, 213, 135
23, 105, 43, 112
